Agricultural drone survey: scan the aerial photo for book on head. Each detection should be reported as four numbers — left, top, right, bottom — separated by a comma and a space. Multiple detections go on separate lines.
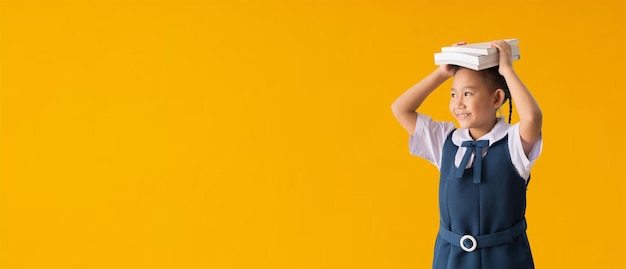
435, 46, 520, 65
435, 55, 521, 71
440, 38, 519, 55
434, 38, 520, 70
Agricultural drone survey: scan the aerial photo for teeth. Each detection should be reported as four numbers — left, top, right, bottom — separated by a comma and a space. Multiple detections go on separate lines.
457, 113, 470, 119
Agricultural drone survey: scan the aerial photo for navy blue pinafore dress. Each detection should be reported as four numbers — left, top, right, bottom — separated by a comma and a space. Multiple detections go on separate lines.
433, 130, 534, 269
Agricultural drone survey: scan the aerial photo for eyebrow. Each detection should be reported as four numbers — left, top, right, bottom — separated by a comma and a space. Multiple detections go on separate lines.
451, 86, 475, 91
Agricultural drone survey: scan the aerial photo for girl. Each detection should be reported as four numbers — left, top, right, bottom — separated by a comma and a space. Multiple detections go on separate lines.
391, 40, 542, 269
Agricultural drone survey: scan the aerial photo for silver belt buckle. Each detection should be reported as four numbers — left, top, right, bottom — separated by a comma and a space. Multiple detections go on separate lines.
460, 235, 477, 252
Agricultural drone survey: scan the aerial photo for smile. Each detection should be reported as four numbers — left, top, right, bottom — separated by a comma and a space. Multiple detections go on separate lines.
456, 113, 471, 120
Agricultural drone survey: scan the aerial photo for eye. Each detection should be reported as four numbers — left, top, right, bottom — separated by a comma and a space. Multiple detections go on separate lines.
451, 93, 457, 98
464, 91, 472, 96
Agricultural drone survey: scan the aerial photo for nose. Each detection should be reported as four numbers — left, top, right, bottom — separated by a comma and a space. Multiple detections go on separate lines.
452, 95, 465, 108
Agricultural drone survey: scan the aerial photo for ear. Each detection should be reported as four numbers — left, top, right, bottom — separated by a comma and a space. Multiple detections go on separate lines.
493, 89, 506, 108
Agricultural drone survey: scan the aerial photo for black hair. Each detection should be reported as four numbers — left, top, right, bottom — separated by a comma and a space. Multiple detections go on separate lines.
480, 66, 512, 123
454, 66, 513, 123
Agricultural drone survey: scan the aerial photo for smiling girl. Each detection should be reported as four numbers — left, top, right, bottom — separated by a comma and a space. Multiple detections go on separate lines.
391, 40, 542, 269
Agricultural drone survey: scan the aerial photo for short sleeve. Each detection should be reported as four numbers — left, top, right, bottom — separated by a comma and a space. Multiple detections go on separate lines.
409, 113, 456, 169
507, 123, 543, 180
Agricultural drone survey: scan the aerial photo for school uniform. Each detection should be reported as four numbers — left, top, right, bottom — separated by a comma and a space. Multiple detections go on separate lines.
409, 114, 542, 269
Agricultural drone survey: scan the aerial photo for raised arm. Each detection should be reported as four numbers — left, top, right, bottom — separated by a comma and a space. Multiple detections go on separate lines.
391, 42, 464, 135
491, 40, 543, 156
391, 69, 451, 134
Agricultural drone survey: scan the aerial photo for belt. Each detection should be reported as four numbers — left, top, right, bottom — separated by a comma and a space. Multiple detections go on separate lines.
438, 219, 527, 252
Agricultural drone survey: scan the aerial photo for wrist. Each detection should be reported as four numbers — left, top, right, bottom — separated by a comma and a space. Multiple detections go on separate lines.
434, 68, 453, 80
499, 66, 516, 77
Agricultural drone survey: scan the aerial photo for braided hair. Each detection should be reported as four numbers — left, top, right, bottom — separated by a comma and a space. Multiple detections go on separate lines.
478, 66, 512, 123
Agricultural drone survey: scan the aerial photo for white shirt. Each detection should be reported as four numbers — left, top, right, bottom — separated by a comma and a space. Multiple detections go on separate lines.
409, 114, 542, 181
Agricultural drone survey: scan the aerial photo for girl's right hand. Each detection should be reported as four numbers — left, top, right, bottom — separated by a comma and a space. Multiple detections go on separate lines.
436, 41, 466, 77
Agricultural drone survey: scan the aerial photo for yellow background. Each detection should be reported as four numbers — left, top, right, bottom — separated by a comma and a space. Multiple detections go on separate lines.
1, 0, 624, 268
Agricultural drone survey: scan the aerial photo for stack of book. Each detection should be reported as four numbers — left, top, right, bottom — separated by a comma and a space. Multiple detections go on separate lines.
434, 39, 520, 70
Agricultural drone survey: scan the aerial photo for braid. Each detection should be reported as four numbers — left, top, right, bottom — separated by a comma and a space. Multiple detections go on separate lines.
508, 97, 513, 124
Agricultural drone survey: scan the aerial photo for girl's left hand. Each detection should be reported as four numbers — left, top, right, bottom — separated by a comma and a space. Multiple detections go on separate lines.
491, 40, 514, 75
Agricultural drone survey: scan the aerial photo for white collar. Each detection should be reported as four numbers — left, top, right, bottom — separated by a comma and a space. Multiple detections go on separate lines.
451, 117, 510, 146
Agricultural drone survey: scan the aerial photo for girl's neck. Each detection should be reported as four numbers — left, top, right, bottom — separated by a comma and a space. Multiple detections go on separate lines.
468, 118, 498, 140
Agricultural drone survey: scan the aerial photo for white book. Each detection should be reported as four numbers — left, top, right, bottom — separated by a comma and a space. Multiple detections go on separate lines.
441, 38, 519, 55
435, 55, 521, 71
434, 46, 520, 65
435, 60, 500, 70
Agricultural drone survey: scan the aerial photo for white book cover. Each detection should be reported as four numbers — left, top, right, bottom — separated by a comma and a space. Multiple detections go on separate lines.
435, 55, 521, 71
441, 38, 519, 56
434, 60, 500, 70
435, 46, 520, 65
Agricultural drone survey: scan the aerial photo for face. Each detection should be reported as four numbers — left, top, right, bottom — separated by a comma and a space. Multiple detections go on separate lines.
450, 68, 501, 135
